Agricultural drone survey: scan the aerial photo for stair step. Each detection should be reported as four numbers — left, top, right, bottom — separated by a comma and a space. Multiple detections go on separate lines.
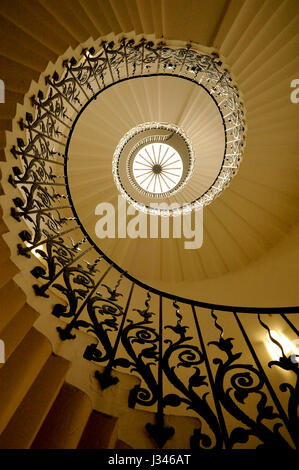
0, 328, 52, 434
118, 409, 202, 450
78, 411, 118, 449
0, 56, 39, 94
53, 329, 140, 418
0, 280, 26, 339
0, 354, 70, 448
38, 0, 90, 44
0, 251, 18, 289
0, 15, 53, 72
114, 439, 133, 449
0, 0, 74, 56
31, 382, 92, 449
0, 303, 39, 369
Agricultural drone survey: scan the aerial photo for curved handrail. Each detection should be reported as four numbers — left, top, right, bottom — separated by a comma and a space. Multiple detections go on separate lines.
11, 38, 298, 314
4, 36, 298, 451
63, 74, 297, 313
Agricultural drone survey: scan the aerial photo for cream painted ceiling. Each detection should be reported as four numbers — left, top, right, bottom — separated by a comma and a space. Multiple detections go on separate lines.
67, 75, 227, 274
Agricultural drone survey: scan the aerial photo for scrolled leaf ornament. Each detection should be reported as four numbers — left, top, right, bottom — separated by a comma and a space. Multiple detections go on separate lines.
209, 312, 292, 449
7, 34, 298, 451
117, 292, 160, 409
162, 304, 223, 450
257, 314, 299, 448
83, 296, 124, 363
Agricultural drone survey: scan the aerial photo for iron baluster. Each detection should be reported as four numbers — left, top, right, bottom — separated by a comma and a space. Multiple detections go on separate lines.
191, 305, 229, 449
17, 225, 80, 258
63, 59, 90, 101
115, 290, 159, 410
161, 303, 222, 450
30, 95, 72, 130
56, 260, 114, 341
257, 313, 299, 448
205, 310, 292, 448
231, 312, 294, 448
156, 42, 165, 74
140, 38, 145, 75
145, 295, 175, 448
82, 48, 101, 92
121, 38, 129, 78
94, 280, 135, 389
32, 241, 91, 298
101, 41, 115, 83
280, 313, 299, 336
178, 44, 191, 75
19, 115, 67, 147
45, 75, 80, 114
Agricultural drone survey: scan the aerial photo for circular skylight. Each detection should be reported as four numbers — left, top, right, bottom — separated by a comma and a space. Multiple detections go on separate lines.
132, 143, 183, 195
112, 122, 195, 214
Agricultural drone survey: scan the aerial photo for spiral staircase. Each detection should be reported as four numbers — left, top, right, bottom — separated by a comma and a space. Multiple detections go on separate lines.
0, 0, 298, 450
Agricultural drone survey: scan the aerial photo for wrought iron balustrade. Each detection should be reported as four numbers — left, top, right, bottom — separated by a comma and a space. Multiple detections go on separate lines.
5, 37, 298, 450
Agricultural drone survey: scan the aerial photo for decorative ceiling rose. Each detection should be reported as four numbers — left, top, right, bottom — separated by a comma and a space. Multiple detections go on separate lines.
113, 122, 194, 205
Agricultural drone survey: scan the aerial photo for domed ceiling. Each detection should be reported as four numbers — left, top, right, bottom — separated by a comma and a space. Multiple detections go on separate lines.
67, 74, 231, 283
67, 50, 298, 287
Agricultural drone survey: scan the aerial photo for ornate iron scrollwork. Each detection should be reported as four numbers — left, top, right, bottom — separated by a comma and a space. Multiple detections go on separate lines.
162, 303, 223, 450
258, 314, 299, 448
7, 35, 298, 449
208, 311, 292, 449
